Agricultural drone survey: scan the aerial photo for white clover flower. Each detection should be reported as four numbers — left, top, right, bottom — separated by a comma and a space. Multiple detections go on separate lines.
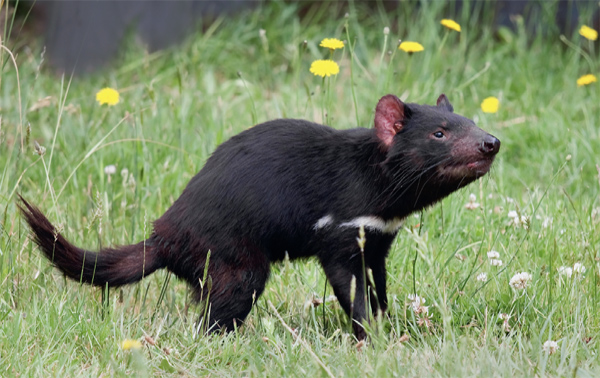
487, 250, 500, 259
573, 262, 586, 274
541, 217, 553, 228
498, 313, 511, 332
542, 340, 558, 355
465, 202, 480, 210
407, 294, 428, 315
490, 259, 503, 267
509, 272, 532, 290
507, 210, 529, 228
407, 294, 425, 307
465, 193, 480, 210
558, 266, 573, 278
476, 273, 488, 282
104, 165, 116, 175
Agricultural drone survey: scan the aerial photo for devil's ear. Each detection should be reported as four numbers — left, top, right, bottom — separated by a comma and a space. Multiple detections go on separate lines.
436, 94, 454, 112
374, 94, 410, 146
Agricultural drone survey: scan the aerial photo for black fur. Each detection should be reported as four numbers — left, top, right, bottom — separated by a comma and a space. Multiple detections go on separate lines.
19, 94, 500, 339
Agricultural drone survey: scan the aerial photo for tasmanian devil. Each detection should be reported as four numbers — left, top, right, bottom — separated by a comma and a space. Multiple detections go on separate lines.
19, 94, 500, 340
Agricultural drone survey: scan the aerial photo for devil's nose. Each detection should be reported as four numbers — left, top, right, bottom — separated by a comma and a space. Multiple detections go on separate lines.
480, 135, 500, 155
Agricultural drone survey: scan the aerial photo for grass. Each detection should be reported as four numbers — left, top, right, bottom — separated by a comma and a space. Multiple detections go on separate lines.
1, 1, 599, 376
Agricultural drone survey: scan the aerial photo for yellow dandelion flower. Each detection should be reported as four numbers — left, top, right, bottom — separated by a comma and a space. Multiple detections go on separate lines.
579, 25, 598, 41
96, 87, 120, 106
309, 60, 340, 77
320, 38, 344, 50
121, 339, 142, 350
481, 97, 500, 113
441, 19, 461, 32
399, 41, 424, 53
577, 74, 597, 86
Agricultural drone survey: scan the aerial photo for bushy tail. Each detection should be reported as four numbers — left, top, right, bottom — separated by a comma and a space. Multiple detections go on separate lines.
18, 195, 165, 287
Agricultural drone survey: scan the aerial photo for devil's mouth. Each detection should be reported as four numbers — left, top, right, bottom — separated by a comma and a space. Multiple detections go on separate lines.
440, 157, 495, 179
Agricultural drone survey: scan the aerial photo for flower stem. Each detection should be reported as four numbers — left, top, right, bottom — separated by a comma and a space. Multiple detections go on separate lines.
345, 19, 360, 126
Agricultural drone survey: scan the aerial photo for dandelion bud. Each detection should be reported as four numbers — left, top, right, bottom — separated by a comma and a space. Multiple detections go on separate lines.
383, 27, 390, 35
121, 339, 142, 350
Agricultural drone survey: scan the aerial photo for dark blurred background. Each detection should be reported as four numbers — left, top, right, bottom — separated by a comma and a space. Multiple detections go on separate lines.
5, 0, 600, 75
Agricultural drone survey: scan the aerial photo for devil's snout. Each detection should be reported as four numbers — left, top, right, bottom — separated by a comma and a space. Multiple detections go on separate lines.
479, 135, 500, 156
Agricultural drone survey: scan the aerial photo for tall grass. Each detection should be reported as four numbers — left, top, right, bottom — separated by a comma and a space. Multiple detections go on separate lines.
1, 1, 598, 376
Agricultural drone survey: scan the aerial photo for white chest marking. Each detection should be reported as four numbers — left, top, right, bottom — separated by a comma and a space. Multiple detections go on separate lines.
338, 216, 404, 234
314, 214, 404, 234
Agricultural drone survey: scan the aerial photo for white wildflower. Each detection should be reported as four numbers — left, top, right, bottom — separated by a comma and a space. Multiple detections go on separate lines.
508, 210, 529, 228
558, 266, 573, 278
509, 272, 532, 290
490, 259, 503, 267
407, 294, 428, 315
573, 262, 586, 274
383, 26, 390, 35
498, 313, 511, 332
542, 340, 559, 355
487, 250, 500, 259
104, 165, 116, 175
465, 193, 480, 210
541, 217, 553, 228
476, 273, 488, 282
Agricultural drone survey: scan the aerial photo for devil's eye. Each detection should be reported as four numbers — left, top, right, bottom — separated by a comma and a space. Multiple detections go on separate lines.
433, 131, 445, 138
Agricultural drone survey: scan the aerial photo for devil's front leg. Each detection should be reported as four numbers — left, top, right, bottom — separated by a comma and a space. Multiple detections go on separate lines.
315, 228, 395, 339
364, 232, 395, 316
319, 247, 370, 340
366, 255, 388, 316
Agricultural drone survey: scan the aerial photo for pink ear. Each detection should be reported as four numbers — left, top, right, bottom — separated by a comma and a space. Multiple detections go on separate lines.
374, 94, 406, 146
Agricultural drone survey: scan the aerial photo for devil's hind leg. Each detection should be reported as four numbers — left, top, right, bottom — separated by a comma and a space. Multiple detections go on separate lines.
194, 244, 270, 333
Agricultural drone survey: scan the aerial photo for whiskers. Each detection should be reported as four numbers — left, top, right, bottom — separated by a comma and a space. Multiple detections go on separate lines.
368, 155, 455, 212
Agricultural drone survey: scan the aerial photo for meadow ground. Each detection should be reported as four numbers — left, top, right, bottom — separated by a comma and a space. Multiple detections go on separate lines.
1, 1, 599, 377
